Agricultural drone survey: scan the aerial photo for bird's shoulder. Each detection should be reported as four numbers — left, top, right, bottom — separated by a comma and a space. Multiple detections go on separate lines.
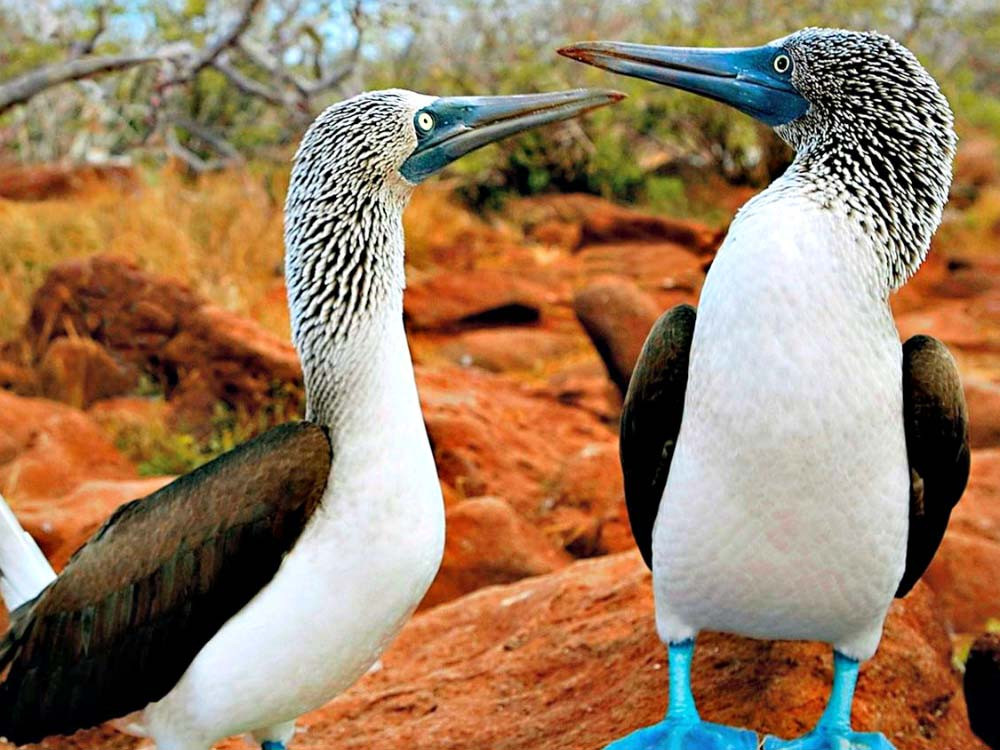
0, 420, 333, 743
55, 419, 333, 609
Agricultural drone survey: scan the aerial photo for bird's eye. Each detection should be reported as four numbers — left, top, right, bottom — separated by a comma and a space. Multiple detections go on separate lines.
416, 112, 435, 133
773, 53, 792, 74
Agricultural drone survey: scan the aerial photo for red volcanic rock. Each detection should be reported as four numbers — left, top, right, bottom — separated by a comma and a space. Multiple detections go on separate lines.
38, 337, 138, 409
549, 441, 631, 557
420, 496, 571, 609
896, 301, 995, 353
0, 164, 137, 201
0, 390, 159, 573
924, 449, 1000, 632
160, 303, 303, 422
576, 243, 706, 307
404, 270, 551, 331
932, 256, 1000, 301
2, 555, 983, 750
953, 450, 1000, 540
511, 193, 721, 253
416, 366, 619, 557
257, 555, 982, 749
573, 278, 661, 395
954, 136, 999, 198
19, 255, 304, 423
24, 255, 199, 355
529, 219, 583, 251
892, 251, 953, 314
440, 329, 579, 373
894, 253, 1000, 315
0, 357, 38, 395
541, 362, 622, 424
966, 378, 1000, 449
924, 532, 1000, 634
0, 390, 135, 502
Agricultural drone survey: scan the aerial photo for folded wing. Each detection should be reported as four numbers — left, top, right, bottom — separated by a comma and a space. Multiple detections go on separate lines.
619, 304, 696, 569
0, 421, 332, 744
896, 335, 970, 597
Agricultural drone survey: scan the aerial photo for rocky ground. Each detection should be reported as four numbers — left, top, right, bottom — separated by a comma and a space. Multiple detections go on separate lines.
0, 181, 997, 748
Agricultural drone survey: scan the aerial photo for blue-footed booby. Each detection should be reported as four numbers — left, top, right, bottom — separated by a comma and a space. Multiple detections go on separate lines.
0, 87, 622, 750
560, 28, 968, 750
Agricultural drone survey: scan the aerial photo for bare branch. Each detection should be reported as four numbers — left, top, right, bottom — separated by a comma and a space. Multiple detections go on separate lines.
175, 0, 265, 80
170, 116, 243, 163
165, 127, 221, 173
213, 54, 289, 107
0, 0, 264, 116
223, 1, 364, 110
69, 4, 108, 59
234, 38, 307, 98
0, 52, 164, 115
305, 0, 364, 95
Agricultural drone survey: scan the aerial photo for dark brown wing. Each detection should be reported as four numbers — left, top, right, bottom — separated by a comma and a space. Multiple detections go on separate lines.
619, 304, 696, 569
0, 421, 331, 744
895, 335, 970, 597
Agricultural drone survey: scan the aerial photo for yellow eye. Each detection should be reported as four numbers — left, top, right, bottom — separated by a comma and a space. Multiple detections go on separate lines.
773, 53, 792, 74
416, 112, 435, 133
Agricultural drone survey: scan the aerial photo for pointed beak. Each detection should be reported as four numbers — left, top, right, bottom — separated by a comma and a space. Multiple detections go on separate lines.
558, 42, 807, 127
400, 88, 624, 183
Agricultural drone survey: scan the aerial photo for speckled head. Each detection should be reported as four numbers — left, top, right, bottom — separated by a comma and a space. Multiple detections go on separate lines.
284, 88, 622, 325
282, 87, 622, 419
560, 29, 957, 289
286, 88, 623, 209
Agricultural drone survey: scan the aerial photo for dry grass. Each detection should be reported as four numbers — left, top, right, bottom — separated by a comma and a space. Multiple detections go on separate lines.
0, 151, 997, 346
0, 167, 504, 342
0, 165, 290, 340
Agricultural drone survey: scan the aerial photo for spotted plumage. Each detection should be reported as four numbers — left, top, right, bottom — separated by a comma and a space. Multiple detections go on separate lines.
775, 29, 956, 290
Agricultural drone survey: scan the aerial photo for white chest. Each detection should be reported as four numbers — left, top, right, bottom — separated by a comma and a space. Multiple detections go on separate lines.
144, 320, 445, 747
652, 194, 910, 659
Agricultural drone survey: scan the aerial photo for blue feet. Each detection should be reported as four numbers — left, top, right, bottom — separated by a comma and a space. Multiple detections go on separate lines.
607, 717, 757, 750
604, 640, 758, 750
261, 743, 287, 750
762, 728, 895, 750
762, 652, 896, 750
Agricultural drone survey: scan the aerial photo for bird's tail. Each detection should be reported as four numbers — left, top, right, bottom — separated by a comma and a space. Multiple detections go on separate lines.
0, 491, 55, 612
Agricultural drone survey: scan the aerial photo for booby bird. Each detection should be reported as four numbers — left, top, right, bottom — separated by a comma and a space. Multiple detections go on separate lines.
0, 86, 621, 750
560, 28, 968, 750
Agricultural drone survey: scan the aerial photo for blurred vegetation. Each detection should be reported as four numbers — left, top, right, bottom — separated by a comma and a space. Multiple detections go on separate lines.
0, 167, 289, 339
104, 398, 299, 475
1, 0, 999, 207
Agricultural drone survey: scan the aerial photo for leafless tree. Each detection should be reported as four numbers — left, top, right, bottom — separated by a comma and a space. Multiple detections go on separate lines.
0, 0, 368, 170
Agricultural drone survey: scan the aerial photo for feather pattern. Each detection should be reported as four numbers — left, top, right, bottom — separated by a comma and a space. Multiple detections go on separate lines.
0, 421, 331, 745
896, 334, 970, 597
619, 304, 696, 569
774, 29, 956, 291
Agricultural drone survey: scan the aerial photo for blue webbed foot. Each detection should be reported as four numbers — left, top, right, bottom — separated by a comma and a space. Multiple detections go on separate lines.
762, 728, 896, 750
260, 743, 287, 750
764, 651, 896, 750
606, 717, 758, 750
604, 640, 758, 750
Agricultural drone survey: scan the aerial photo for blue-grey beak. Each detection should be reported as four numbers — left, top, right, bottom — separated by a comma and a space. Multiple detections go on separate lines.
558, 42, 808, 127
400, 89, 624, 183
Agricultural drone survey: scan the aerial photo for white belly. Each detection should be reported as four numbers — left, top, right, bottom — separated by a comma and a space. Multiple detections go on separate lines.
142, 325, 445, 748
652, 196, 909, 661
